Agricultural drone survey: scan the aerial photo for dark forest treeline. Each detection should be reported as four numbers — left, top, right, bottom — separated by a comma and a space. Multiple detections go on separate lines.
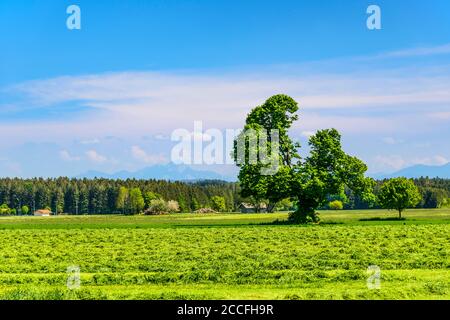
0, 178, 242, 215
0, 177, 449, 215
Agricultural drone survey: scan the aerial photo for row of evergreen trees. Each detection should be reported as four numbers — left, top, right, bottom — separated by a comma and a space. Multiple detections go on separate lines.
0, 178, 242, 215
0, 177, 448, 215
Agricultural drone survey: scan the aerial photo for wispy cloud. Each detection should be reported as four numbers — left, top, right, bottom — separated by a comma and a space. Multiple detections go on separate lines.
375, 155, 449, 171
300, 131, 316, 138
379, 43, 450, 58
428, 111, 450, 120
60, 150, 80, 162
85, 150, 107, 164
3, 64, 450, 142
79, 138, 100, 145
382, 137, 403, 145
131, 146, 167, 164
2, 43, 450, 175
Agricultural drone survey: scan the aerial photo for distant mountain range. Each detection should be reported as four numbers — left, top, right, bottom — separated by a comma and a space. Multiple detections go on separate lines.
77, 163, 236, 182
373, 163, 450, 179
77, 162, 450, 181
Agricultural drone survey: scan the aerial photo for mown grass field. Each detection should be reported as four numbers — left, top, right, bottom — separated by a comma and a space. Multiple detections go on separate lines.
0, 209, 449, 300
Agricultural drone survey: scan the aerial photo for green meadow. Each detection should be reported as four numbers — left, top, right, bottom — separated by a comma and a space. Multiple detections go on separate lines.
0, 209, 449, 300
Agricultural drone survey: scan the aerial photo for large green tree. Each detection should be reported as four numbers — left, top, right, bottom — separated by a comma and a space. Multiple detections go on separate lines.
234, 95, 299, 212
234, 94, 374, 223
378, 177, 421, 219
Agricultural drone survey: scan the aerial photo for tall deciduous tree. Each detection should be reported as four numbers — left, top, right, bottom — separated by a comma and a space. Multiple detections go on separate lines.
129, 188, 145, 214
211, 196, 226, 212
116, 186, 129, 214
234, 95, 299, 213
234, 94, 374, 223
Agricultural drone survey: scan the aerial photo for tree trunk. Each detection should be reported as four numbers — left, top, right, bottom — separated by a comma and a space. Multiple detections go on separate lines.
289, 207, 320, 224
267, 202, 276, 213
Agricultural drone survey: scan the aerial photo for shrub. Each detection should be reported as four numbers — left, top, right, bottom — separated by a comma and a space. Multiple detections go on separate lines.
21, 205, 30, 215
0, 204, 11, 215
144, 199, 169, 215
329, 200, 344, 210
167, 200, 180, 213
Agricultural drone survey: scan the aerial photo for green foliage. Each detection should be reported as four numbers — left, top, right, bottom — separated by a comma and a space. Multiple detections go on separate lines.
211, 196, 226, 212
0, 204, 12, 215
276, 198, 293, 211
21, 205, 30, 215
0, 178, 241, 215
234, 95, 374, 223
378, 178, 422, 219
129, 188, 145, 214
234, 95, 299, 213
144, 191, 162, 208
329, 200, 344, 210
145, 199, 169, 215
115, 187, 128, 214
421, 188, 447, 208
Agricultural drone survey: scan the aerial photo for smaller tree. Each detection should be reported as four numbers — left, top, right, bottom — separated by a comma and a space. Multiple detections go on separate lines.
211, 196, 226, 212
129, 188, 145, 214
144, 191, 163, 209
21, 205, 30, 215
116, 187, 129, 214
378, 177, 421, 219
329, 200, 343, 210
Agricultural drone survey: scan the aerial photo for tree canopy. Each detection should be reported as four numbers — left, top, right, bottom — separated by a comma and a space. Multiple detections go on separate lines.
378, 177, 421, 219
234, 94, 375, 223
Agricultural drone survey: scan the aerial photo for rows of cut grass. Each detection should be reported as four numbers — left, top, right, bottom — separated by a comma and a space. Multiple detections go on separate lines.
0, 209, 448, 299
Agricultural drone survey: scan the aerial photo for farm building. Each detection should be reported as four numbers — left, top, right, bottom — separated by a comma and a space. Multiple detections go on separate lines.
34, 209, 52, 216
238, 203, 267, 213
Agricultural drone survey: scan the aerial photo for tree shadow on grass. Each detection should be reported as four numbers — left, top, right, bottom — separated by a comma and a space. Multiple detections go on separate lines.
253, 219, 344, 226
359, 217, 406, 221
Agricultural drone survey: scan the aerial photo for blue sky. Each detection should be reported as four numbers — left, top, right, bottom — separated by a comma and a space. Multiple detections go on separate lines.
1, 0, 450, 178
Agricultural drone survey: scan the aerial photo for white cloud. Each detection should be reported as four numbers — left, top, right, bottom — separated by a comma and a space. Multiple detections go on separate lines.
379, 43, 450, 58
300, 131, 315, 138
154, 134, 168, 140
374, 155, 407, 171
382, 137, 403, 145
79, 138, 100, 145
374, 155, 449, 171
430, 155, 449, 166
2, 42, 450, 177
85, 150, 107, 163
59, 150, 80, 161
131, 146, 167, 164
2, 61, 450, 147
428, 111, 450, 120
